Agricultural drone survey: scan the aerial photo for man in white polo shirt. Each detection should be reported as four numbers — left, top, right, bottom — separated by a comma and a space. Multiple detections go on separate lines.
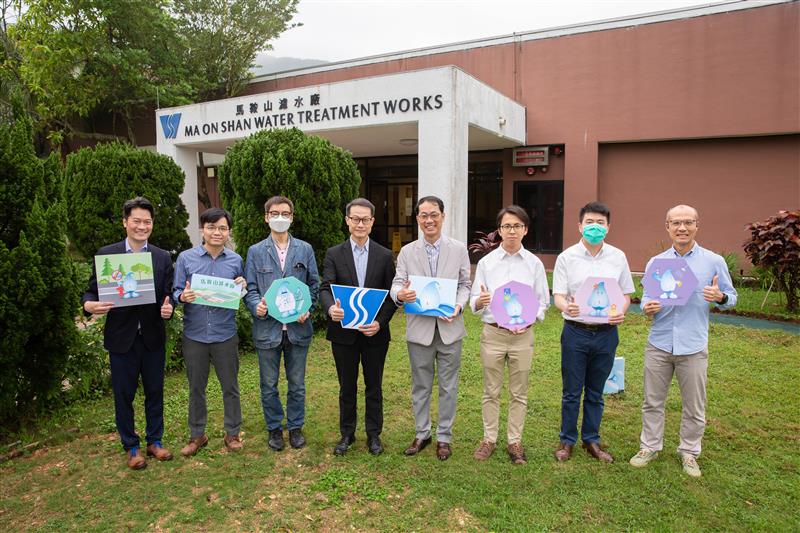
552, 201, 635, 463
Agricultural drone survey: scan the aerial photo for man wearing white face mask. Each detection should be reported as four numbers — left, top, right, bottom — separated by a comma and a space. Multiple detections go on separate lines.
552, 201, 635, 463
244, 196, 320, 452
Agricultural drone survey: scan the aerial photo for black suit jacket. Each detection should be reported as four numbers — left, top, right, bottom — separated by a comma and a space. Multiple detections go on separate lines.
320, 239, 397, 346
82, 241, 174, 353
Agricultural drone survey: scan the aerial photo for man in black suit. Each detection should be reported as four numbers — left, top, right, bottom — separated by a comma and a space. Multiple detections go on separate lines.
82, 197, 175, 470
320, 198, 397, 456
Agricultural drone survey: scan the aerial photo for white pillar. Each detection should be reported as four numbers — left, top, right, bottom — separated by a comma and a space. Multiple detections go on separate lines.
159, 144, 200, 246
417, 114, 469, 244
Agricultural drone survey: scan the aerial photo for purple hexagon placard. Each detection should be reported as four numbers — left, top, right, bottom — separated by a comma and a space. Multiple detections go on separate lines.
642, 258, 698, 306
489, 280, 540, 331
575, 277, 626, 324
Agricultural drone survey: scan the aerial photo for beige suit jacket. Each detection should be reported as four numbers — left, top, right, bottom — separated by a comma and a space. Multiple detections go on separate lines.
391, 235, 472, 346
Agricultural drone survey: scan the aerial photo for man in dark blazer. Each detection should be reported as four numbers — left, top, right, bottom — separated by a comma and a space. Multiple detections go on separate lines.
320, 198, 397, 456
82, 197, 175, 470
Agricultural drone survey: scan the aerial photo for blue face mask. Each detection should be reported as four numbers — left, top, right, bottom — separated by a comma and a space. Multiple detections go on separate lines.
582, 223, 607, 245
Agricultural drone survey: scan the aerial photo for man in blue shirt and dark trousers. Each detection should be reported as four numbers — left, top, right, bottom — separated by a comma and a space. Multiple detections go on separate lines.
630, 205, 737, 477
173, 208, 245, 456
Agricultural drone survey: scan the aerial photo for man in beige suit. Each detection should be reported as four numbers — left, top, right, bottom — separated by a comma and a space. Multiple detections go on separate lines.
391, 195, 471, 461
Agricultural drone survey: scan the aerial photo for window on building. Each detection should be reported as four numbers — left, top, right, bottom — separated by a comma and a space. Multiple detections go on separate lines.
514, 180, 564, 253
468, 161, 503, 240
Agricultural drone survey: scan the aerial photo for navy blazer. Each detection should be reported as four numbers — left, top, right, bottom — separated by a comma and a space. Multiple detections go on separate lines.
82, 241, 174, 353
319, 238, 397, 346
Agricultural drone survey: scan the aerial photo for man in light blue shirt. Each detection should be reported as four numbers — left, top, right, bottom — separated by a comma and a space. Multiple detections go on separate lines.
173, 208, 245, 456
630, 205, 737, 478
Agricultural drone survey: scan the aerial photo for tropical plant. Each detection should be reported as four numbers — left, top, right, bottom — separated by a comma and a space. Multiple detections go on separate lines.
468, 230, 501, 259
743, 210, 800, 312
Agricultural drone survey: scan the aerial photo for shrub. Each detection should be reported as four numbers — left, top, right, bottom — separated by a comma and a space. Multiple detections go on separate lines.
720, 251, 742, 286
63, 141, 192, 260
0, 110, 80, 424
62, 319, 111, 403
743, 210, 800, 312
468, 230, 501, 262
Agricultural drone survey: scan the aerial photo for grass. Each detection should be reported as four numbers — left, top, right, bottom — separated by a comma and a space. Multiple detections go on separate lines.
1, 309, 799, 531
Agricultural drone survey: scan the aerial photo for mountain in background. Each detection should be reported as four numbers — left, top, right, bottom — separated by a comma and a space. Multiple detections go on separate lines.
251, 53, 329, 76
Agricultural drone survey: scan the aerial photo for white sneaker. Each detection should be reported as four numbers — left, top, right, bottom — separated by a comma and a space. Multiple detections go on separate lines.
681, 453, 702, 477
629, 449, 658, 467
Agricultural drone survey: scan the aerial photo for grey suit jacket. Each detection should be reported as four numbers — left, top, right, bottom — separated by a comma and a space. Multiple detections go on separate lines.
391, 235, 472, 346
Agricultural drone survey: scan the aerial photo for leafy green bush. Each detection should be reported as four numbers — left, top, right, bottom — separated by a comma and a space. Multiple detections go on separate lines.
720, 251, 742, 286
63, 141, 192, 260
743, 210, 800, 312
165, 307, 185, 373
0, 109, 80, 424
62, 319, 111, 402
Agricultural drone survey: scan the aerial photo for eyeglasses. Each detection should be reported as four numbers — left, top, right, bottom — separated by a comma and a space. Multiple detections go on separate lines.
267, 211, 292, 219
500, 224, 526, 232
128, 218, 152, 227
204, 224, 229, 233
668, 220, 697, 228
346, 216, 374, 226
417, 212, 441, 221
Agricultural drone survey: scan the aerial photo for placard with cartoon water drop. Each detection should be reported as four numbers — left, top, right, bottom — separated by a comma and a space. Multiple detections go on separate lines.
265, 276, 312, 324
489, 280, 540, 331
574, 277, 626, 324
330, 284, 389, 329
404, 275, 458, 317
641, 257, 698, 306
93, 252, 156, 307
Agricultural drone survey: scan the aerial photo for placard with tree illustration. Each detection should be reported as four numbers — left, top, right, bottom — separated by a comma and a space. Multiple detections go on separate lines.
93, 252, 156, 307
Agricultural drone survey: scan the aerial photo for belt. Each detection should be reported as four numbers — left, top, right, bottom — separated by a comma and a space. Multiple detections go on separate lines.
485, 322, 502, 329
566, 320, 615, 332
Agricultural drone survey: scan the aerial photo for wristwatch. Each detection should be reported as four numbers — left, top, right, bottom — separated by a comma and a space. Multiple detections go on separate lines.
717, 293, 728, 305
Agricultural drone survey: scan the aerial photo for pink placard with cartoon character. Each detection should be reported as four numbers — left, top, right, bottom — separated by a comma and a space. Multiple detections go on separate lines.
574, 277, 626, 324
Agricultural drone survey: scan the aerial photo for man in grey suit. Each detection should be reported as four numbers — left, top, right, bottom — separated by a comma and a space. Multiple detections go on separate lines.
391, 196, 471, 460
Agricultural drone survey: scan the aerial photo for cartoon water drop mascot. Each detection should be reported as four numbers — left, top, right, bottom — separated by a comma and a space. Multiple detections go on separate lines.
275, 281, 298, 318
587, 281, 610, 317
122, 271, 140, 299
418, 281, 442, 312
653, 268, 682, 299
111, 270, 125, 298
503, 288, 525, 325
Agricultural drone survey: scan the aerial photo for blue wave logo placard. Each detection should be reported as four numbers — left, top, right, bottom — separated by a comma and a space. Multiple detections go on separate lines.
404, 275, 458, 318
331, 284, 389, 329
159, 113, 181, 139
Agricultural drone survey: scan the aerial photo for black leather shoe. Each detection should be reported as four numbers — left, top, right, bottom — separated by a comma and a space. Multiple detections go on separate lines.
367, 435, 383, 456
333, 434, 355, 456
268, 428, 285, 451
289, 428, 306, 449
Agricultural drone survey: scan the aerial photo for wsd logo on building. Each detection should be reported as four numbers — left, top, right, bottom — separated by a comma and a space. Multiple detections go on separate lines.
159, 113, 182, 139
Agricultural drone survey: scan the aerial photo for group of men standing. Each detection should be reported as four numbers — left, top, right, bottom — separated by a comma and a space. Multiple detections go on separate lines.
83, 195, 735, 478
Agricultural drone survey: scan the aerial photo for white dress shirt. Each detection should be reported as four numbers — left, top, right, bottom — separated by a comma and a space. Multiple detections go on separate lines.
552, 240, 635, 322
470, 245, 550, 323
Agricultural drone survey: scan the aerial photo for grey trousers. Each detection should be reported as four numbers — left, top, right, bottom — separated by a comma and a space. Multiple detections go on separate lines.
183, 335, 242, 438
407, 327, 462, 443
640, 342, 708, 458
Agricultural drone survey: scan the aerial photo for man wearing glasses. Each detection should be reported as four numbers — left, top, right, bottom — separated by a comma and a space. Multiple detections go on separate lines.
391, 196, 471, 461
81, 197, 175, 470
319, 198, 397, 456
630, 205, 736, 477
173, 208, 245, 456
244, 196, 319, 452
469, 205, 549, 465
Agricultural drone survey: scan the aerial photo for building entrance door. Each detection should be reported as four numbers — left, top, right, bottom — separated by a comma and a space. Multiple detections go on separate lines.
367, 180, 417, 252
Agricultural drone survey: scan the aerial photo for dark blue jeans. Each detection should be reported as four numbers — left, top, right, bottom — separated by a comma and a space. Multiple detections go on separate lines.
109, 335, 165, 451
256, 332, 309, 431
559, 321, 618, 445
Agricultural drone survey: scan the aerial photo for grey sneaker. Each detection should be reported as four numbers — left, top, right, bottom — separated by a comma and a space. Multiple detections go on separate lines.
629, 449, 658, 467
681, 453, 702, 477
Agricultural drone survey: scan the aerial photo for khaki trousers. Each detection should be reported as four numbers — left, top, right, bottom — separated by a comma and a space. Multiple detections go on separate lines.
480, 324, 534, 444
641, 342, 708, 458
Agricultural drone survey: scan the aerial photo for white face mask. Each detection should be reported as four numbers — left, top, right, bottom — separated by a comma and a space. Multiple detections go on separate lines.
268, 216, 291, 233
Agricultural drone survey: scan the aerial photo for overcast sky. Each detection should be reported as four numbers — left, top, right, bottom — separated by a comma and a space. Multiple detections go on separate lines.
268, 0, 724, 62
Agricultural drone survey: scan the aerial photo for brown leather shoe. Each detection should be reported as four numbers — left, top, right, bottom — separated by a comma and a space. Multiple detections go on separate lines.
436, 442, 452, 461
181, 435, 209, 457
146, 442, 174, 461
473, 440, 496, 461
127, 447, 147, 470
224, 433, 243, 452
554, 442, 574, 462
582, 441, 614, 463
507, 442, 527, 465
403, 437, 432, 456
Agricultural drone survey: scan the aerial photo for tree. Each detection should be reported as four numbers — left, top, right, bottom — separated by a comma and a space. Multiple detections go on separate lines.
130, 262, 151, 280
0, 105, 79, 423
743, 209, 800, 312
218, 127, 361, 265
63, 141, 191, 260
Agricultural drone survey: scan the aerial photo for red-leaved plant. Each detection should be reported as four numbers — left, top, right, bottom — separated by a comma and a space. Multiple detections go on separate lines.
468, 230, 501, 258
743, 209, 800, 312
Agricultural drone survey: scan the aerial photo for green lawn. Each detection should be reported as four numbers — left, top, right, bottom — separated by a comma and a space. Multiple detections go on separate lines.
1, 309, 799, 531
